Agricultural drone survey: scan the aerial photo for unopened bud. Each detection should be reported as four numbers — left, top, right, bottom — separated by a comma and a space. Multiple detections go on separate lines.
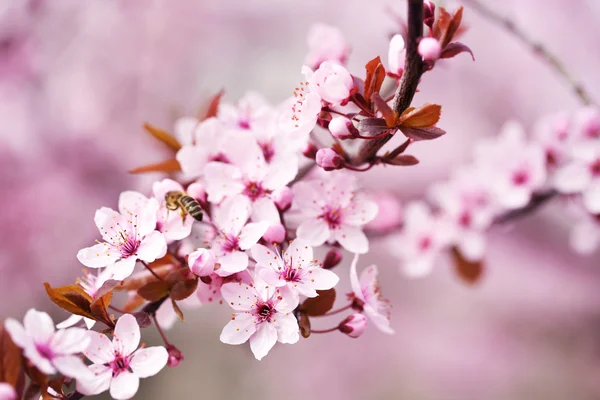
338, 313, 368, 338
263, 223, 286, 244
303, 142, 319, 159
188, 248, 214, 277
323, 248, 343, 269
418, 37, 442, 62
166, 344, 184, 367
424, 0, 436, 28
273, 186, 293, 211
329, 116, 357, 140
316, 148, 344, 171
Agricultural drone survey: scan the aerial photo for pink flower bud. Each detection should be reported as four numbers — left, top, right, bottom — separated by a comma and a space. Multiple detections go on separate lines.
338, 313, 368, 338
424, 0, 436, 28
418, 37, 442, 62
0, 383, 16, 400
316, 148, 344, 171
188, 248, 214, 277
166, 344, 184, 367
303, 142, 318, 159
329, 116, 356, 140
272, 187, 293, 211
263, 223, 286, 244
309, 61, 354, 104
323, 248, 343, 269
365, 191, 403, 233
388, 34, 406, 77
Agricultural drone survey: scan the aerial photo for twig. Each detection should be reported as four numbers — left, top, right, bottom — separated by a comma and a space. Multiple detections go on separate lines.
140, 260, 163, 281
463, 0, 594, 106
355, 0, 425, 164
494, 190, 557, 224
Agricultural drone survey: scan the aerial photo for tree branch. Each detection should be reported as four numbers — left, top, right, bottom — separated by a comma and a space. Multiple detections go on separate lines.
464, 0, 594, 106
355, 0, 425, 164
494, 190, 557, 224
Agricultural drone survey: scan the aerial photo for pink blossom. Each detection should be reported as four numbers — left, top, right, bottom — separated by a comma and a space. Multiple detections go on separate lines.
387, 202, 450, 277
572, 106, 600, 143
307, 62, 354, 105
569, 213, 600, 255
0, 383, 16, 400
304, 23, 350, 69
554, 142, 600, 214
339, 313, 368, 338
293, 173, 378, 254
532, 112, 571, 168
218, 91, 272, 132
153, 179, 196, 241
364, 191, 403, 234
280, 67, 323, 137
77, 314, 168, 400
418, 37, 442, 61
316, 148, 344, 171
349, 255, 394, 334
272, 186, 293, 211
77, 195, 167, 281
220, 282, 299, 360
388, 34, 406, 77
196, 270, 252, 304
252, 239, 339, 299
188, 248, 215, 277
4, 309, 92, 380
328, 116, 355, 140
262, 223, 286, 244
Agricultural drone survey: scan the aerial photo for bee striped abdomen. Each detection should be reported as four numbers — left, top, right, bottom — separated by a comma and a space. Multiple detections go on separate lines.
179, 195, 203, 221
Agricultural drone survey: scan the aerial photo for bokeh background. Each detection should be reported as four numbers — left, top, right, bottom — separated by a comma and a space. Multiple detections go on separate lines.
2, 0, 600, 399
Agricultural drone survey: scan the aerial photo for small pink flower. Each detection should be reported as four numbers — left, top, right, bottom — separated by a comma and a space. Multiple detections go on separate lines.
4, 309, 92, 380
218, 91, 272, 132
0, 383, 16, 400
77, 195, 167, 281
418, 37, 442, 62
569, 213, 600, 255
153, 179, 195, 241
77, 314, 168, 400
188, 248, 215, 277
572, 106, 600, 143
364, 191, 403, 234
262, 223, 286, 244
554, 142, 600, 214
349, 255, 394, 334
280, 67, 323, 137
293, 173, 378, 254
220, 282, 299, 360
196, 271, 252, 304
252, 239, 339, 299
339, 313, 368, 338
329, 116, 355, 140
304, 23, 350, 69
388, 34, 406, 77
532, 112, 571, 168
316, 148, 344, 171
307, 62, 354, 105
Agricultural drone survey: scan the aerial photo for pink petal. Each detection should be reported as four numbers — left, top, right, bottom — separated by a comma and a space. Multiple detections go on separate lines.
155, 299, 177, 331
0, 383, 16, 400
249, 323, 278, 360
220, 313, 257, 345
554, 162, 592, 193
272, 286, 299, 313
239, 222, 269, 250
570, 220, 600, 255
24, 309, 54, 343
274, 313, 300, 344
364, 304, 394, 334
251, 244, 283, 270
23, 345, 55, 375
359, 264, 379, 291
173, 116, 198, 145
263, 158, 298, 190
203, 162, 245, 204
56, 314, 84, 330
118, 191, 148, 216
403, 256, 435, 278
283, 238, 313, 267
93, 207, 121, 242
113, 314, 140, 357
583, 182, 600, 214
305, 268, 339, 291
496, 186, 531, 209
219, 195, 252, 235
108, 257, 137, 281
4, 318, 30, 349
457, 232, 486, 262
49, 327, 90, 355
251, 198, 280, 225
134, 199, 160, 238
129, 347, 168, 378
324, 173, 356, 207
77, 243, 120, 269
53, 355, 93, 380
220, 283, 259, 311
334, 225, 369, 254
84, 331, 115, 364
215, 251, 249, 277
297, 219, 330, 247
76, 364, 112, 396
258, 267, 286, 288
344, 193, 379, 226
176, 145, 208, 178
292, 182, 323, 215
110, 371, 140, 400
349, 254, 364, 302
137, 231, 167, 263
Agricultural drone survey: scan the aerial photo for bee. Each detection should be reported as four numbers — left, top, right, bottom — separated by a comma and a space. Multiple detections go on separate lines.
165, 191, 203, 223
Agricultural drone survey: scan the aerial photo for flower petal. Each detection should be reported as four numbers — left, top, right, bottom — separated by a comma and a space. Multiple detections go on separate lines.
137, 231, 167, 263
113, 314, 140, 357
108, 257, 137, 281
583, 182, 600, 214
263, 158, 298, 190
364, 304, 394, 334
274, 312, 299, 344
221, 282, 259, 311
53, 355, 94, 380
84, 331, 114, 364
297, 219, 330, 246
77, 243, 120, 269
118, 191, 149, 216
204, 162, 245, 204
49, 327, 90, 355
220, 313, 257, 345
305, 268, 339, 291
4, 318, 29, 349
129, 347, 168, 378
344, 193, 379, 226
283, 238, 313, 267
215, 251, 249, 277
94, 207, 122, 243
110, 371, 140, 400
24, 309, 55, 343
349, 254, 363, 301
56, 314, 84, 330
554, 162, 592, 193
258, 267, 286, 288
251, 244, 283, 270
249, 323, 278, 360
238, 222, 269, 250
334, 225, 369, 254
76, 364, 112, 396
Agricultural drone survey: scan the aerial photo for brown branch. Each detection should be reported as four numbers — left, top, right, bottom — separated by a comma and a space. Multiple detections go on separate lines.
464, 0, 594, 106
493, 190, 557, 224
355, 0, 425, 165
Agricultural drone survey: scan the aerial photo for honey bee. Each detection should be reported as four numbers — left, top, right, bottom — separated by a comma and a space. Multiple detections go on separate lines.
165, 191, 203, 223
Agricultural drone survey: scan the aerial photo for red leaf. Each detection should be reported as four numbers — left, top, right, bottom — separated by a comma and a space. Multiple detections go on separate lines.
383, 154, 419, 166
203, 89, 225, 120
298, 312, 311, 338
441, 6, 464, 47
358, 117, 392, 135
398, 103, 442, 128
169, 277, 198, 301
90, 290, 115, 328
363, 57, 386, 109
133, 312, 152, 328
433, 7, 452, 40
0, 326, 25, 397
301, 289, 336, 317
451, 247, 484, 284
441, 42, 475, 61
171, 299, 184, 322
371, 93, 397, 127
129, 159, 181, 174
143, 123, 181, 152
44, 283, 94, 319
138, 281, 170, 302
399, 126, 446, 141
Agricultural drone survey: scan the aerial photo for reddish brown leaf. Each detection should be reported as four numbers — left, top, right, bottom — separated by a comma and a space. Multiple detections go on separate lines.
433, 7, 452, 40
350, 93, 372, 115
441, 6, 464, 47
90, 290, 115, 328
24, 362, 48, 388
171, 299, 184, 322
138, 281, 170, 302
123, 293, 147, 313
0, 326, 24, 396
47, 376, 66, 398
398, 103, 442, 128
133, 311, 152, 328
129, 159, 181, 174
298, 312, 311, 338
44, 283, 94, 319
451, 246, 484, 284
203, 89, 225, 120
358, 117, 391, 135
94, 280, 119, 301
115, 264, 177, 292
143, 123, 181, 152
170, 278, 198, 301
385, 138, 412, 160
441, 42, 475, 61
383, 154, 419, 166
399, 126, 446, 141
301, 289, 336, 317
363, 56, 386, 109
371, 93, 397, 127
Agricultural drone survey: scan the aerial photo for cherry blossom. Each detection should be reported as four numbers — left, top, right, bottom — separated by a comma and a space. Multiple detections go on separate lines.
306, 61, 354, 105
532, 112, 571, 168
387, 34, 406, 78
220, 281, 299, 360
218, 91, 273, 132
280, 66, 323, 137
252, 239, 339, 299
0, 383, 16, 400
329, 116, 355, 140
387, 202, 450, 278
316, 148, 344, 171
77, 314, 168, 400
304, 23, 350, 69
349, 255, 394, 334
4, 309, 92, 380
554, 142, 600, 214
293, 173, 378, 254
196, 270, 252, 305
77, 195, 167, 281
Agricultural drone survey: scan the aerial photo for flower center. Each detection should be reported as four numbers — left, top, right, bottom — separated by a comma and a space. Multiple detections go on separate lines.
590, 159, 600, 176
209, 152, 231, 163
418, 236, 432, 251
119, 236, 140, 258
35, 343, 54, 360
458, 211, 472, 228
238, 119, 251, 130
110, 353, 131, 377
243, 181, 267, 201
255, 302, 275, 322
512, 170, 529, 186
320, 207, 343, 229
259, 141, 275, 163
282, 266, 301, 282
221, 234, 239, 253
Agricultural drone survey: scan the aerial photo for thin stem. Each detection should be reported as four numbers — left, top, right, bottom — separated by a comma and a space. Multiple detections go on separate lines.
494, 190, 557, 224
141, 260, 163, 281
464, 0, 594, 106
108, 305, 129, 314
152, 314, 171, 346
311, 326, 340, 334
344, 162, 376, 172
323, 304, 353, 317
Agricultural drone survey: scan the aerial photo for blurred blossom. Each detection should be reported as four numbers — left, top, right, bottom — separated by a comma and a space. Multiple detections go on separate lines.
304, 23, 350, 69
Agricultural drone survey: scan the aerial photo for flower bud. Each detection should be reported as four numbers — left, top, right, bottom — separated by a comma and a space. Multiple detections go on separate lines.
0, 383, 16, 400
316, 148, 344, 171
338, 313, 368, 338
166, 344, 184, 367
188, 248, 214, 277
309, 61, 354, 104
329, 116, 357, 140
272, 187, 293, 211
418, 38, 442, 62
263, 223, 286, 244
424, 0, 436, 28
322, 248, 343, 269
303, 142, 319, 159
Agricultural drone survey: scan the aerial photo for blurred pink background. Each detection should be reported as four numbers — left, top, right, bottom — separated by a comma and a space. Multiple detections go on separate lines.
2, 0, 600, 398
